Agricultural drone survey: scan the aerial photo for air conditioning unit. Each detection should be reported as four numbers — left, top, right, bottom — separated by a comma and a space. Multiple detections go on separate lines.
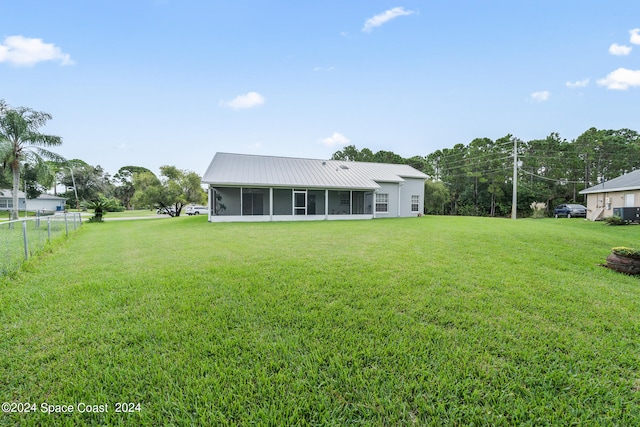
613, 207, 640, 222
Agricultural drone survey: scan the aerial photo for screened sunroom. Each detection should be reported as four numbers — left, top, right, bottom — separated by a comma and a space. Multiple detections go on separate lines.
202, 153, 427, 222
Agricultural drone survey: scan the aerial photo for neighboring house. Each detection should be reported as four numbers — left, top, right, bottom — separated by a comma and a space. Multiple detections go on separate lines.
202, 152, 428, 222
0, 189, 66, 213
579, 169, 640, 221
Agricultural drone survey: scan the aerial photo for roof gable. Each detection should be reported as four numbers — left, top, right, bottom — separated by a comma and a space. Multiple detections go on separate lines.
202, 153, 428, 189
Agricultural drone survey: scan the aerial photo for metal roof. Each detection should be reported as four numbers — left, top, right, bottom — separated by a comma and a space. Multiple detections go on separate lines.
580, 169, 640, 194
0, 189, 66, 200
202, 153, 428, 190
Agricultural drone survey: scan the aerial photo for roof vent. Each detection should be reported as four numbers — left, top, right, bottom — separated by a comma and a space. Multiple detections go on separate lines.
340, 165, 349, 170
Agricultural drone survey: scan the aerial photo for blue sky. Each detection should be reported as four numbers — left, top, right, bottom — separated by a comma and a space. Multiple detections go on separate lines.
1, 1, 639, 177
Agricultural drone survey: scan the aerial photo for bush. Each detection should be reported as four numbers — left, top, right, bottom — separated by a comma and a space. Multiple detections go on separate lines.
530, 201, 547, 219
604, 216, 628, 226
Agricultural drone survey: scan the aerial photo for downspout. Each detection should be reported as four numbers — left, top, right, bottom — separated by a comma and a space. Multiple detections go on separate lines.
397, 182, 403, 217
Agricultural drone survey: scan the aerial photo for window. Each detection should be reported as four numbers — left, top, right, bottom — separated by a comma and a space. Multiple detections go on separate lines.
375, 193, 388, 213
411, 195, 420, 213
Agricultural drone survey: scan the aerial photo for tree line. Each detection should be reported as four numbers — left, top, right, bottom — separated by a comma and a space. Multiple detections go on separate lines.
0, 99, 205, 218
332, 128, 640, 217
4, 99, 639, 219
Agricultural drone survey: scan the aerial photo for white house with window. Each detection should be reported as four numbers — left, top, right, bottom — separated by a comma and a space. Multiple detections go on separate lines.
0, 189, 66, 213
202, 153, 428, 222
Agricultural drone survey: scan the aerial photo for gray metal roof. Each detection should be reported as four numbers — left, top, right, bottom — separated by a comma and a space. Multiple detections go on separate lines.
202, 153, 428, 190
580, 169, 640, 194
0, 190, 66, 200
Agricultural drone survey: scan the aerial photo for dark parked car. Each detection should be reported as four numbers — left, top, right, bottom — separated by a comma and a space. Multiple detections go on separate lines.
554, 204, 587, 218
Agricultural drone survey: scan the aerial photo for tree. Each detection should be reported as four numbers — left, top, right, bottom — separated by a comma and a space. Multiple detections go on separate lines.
22, 161, 56, 199
331, 145, 375, 162
58, 159, 114, 206
0, 100, 64, 219
113, 165, 153, 209
424, 180, 449, 215
132, 166, 206, 217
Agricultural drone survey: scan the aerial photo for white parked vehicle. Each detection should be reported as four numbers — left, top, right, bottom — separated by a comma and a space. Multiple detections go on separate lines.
186, 205, 208, 216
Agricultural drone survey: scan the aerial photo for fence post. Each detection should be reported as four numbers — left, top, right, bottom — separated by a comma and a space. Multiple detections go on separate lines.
48, 217, 51, 241
65, 213, 69, 236
22, 220, 29, 260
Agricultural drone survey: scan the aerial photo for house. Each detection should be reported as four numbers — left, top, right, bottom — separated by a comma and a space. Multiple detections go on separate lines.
202, 153, 428, 222
579, 169, 640, 221
0, 189, 66, 213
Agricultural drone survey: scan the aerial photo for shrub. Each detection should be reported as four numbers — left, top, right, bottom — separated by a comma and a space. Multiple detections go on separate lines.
85, 196, 119, 222
530, 201, 547, 219
604, 216, 628, 226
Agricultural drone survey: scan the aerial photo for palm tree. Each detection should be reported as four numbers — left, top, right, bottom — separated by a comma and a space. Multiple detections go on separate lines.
0, 100, 64, 220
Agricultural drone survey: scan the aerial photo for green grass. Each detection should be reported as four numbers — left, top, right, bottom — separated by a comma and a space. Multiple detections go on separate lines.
102, 209, 161, 218
0, 215, 81, 276
1, 216, 640, 426
0, 211, 44, 221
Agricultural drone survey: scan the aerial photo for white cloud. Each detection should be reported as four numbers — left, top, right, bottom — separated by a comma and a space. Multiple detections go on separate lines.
597, 68, 640, 90
362, 7, 415, 33
609, 43, 632, 56
566, 78, 589, 88
530, 91, 550, 102
319, 132, 350, 146
313, 66, 335, 72
630, 28, 640, 45
221, 92, 265, 110
0, 35, 73, 66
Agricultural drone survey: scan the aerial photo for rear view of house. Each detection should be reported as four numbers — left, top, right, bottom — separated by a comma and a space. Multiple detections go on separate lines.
202, 153, 428, 222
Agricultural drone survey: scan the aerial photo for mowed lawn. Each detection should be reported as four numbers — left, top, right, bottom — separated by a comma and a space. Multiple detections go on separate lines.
1, 216, 640, 426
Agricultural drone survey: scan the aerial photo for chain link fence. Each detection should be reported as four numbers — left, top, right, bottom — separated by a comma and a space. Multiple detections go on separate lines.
0, 213, 82, 276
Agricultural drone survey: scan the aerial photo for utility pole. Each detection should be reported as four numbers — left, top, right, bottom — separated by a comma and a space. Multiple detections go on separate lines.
68, 166, 79, 210
511, 137, 518, 220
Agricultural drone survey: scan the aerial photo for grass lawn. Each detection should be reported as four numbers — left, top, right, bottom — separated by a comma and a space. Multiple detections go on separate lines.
102, 209, 162, 218
1, 216, 639, 425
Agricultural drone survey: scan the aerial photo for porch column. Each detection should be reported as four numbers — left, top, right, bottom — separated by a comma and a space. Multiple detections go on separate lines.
349, 191, 353, 215
269, 188, 273, 221
208, 187, 214, 221
325, 189, 329, 220
373, 191, 377, 219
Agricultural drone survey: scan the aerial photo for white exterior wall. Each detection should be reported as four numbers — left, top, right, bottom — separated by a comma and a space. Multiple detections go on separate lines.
399, 178, 424, 217
0, 196, 63, 212
374, 183, 399, 218
26, 198, 66, 212
374, 178, 423, 218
